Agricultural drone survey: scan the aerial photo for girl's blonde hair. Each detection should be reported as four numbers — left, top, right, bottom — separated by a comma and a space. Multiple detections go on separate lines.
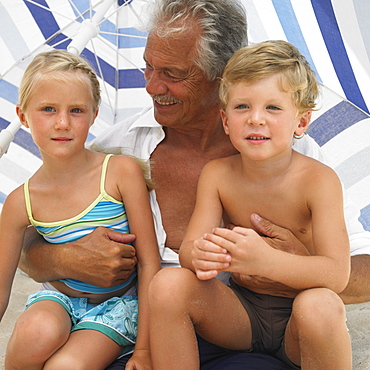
19, 49, 101, 112
219, 40, 319, 114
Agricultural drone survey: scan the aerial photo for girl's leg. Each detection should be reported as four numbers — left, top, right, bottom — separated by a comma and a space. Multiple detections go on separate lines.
43, 329, 122, 370
5, 300, 71, 370
284, 288, 352, 370
149, 268, 252, 370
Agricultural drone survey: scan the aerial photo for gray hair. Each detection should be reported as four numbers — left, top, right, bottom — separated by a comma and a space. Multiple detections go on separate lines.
146, 0, 248, 81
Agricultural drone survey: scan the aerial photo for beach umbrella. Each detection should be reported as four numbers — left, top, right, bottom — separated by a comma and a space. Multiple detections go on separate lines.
0, 0, 369, 231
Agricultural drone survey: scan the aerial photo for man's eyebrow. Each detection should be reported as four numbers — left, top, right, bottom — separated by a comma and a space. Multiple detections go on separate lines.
143, 56, 187, 77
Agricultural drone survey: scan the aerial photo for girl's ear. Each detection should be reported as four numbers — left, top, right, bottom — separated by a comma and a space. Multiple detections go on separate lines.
90, 108, 99, 127
295, 110, 311, 137
16, 105, 29, 128
220, 109, 230, 135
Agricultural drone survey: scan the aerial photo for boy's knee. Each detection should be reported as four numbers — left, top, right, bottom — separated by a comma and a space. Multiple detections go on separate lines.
292, 288, 346, 335
149, 267, 197, 309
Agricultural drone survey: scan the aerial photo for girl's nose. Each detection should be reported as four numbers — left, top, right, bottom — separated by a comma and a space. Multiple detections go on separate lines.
54, 113, 71, 130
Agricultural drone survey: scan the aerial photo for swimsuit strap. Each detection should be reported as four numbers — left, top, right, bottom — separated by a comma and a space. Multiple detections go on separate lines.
23, 179, 33, 221
100, 154, 114, 194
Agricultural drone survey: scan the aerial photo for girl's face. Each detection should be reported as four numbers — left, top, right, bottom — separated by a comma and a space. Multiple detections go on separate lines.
221, 74, 310, 162
17, 72, 98, 160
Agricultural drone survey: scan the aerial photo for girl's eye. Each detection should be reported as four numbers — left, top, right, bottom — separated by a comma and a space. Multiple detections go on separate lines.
267, 105, 280, 110
43, 106, 54, 112
236, 104, 248, 109
71, 108, 82, 113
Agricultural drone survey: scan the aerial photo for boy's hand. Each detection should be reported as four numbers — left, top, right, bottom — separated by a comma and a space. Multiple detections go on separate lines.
191, 235, 231, 280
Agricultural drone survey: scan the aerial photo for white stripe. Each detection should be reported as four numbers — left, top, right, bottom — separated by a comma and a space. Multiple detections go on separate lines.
291, 0, 344, 97
321, 118, 370, 167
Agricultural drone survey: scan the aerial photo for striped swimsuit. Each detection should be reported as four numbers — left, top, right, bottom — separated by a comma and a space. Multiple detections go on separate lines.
24, 154, 136, 294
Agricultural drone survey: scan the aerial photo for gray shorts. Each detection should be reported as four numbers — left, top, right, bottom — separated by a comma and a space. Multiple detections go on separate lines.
228, 279, 300, 369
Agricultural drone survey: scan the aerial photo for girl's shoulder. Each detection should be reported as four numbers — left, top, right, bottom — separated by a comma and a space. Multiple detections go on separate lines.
1, 183, 29, 226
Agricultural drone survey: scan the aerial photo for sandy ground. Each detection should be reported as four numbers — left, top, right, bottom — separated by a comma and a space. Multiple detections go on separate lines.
1, 270, 370, 369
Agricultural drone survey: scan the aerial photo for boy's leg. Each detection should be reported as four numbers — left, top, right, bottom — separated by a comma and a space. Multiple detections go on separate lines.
43, 329, 122, 370
284, 288, 352, 370
5, 300, 71, 370
149, 268, 253, 370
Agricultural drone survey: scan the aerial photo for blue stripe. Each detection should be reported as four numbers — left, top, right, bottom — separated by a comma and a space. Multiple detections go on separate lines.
0, 80, 19, 104
0, 118, 41, 158
311, 0, 368, 113
118, 28, 147, 49
24, 0, 71, 49
307, 101, 368, 146
81, 49, 146, 88
0, 192, 6, 204
272, 0, 321, 81
359, 204, 370, 232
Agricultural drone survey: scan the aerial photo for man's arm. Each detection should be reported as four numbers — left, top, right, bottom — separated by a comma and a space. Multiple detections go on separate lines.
250, 214, 370, 304
340, 254, 370, 304
19, 226, 137, 287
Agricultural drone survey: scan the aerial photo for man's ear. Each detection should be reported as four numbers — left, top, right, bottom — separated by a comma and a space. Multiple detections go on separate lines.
16, 105, 29, 128
220, 109, 230, 135
295, 110, 311, 137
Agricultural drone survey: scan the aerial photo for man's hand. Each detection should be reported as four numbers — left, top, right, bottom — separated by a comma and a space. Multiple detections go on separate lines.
65, 227, 138, 288
250, 213, 310, 255
21, 226, 137, 287
229, 214, 310, 297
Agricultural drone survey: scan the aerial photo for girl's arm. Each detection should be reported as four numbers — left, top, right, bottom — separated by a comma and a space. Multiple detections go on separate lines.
113, 156, 161, 369
0, 187, 29, 321
179, 161, 229, 280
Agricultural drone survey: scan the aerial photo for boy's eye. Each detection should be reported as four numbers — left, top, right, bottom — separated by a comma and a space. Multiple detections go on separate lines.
71, 108, 82, 113
236, 104, 248, 109
267, 105, 280, 110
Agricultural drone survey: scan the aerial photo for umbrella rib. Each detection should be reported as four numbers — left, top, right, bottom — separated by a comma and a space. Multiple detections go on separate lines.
99, 31, 147, 40
24, 0, 83, 23
96, 35, 146, 73
89, 40, 115, 118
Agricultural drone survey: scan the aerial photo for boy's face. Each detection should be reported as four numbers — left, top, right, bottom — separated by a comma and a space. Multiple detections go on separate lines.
220, 74, 310, 161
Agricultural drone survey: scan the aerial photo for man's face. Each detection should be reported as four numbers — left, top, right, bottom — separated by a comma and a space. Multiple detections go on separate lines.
143, 25, 220, 129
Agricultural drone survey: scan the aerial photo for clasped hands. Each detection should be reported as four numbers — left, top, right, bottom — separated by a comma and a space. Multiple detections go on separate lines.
191, 213, 310, 297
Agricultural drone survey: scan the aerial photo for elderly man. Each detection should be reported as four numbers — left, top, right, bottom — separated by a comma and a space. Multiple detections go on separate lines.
21, 0, 370, 368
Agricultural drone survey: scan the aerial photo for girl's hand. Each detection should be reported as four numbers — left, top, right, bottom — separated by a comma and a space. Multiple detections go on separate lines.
125, 349, 152, 370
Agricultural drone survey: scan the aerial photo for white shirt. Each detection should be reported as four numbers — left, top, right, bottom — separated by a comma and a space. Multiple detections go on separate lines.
90, 106, 370, 267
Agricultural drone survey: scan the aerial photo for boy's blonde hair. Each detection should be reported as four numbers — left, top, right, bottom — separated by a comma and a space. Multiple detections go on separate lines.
19, 49, 101, 112
219, 40, 319, 114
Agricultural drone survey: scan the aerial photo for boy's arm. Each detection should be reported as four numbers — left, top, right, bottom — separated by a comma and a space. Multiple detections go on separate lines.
20, 222, 137, 287
179, 161, 228, 279
208, 165, 350, 293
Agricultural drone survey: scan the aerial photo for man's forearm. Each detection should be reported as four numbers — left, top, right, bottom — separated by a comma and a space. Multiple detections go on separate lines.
19, 226, 66, 282
340, 254, 370, 304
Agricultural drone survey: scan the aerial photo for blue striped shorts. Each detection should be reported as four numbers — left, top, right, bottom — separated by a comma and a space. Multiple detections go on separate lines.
25, 290, 138, 357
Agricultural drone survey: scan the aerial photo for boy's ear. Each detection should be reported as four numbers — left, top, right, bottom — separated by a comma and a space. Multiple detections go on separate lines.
220, 109, 230, 135
16, 105, 29, 128
295, 110, 311, 136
